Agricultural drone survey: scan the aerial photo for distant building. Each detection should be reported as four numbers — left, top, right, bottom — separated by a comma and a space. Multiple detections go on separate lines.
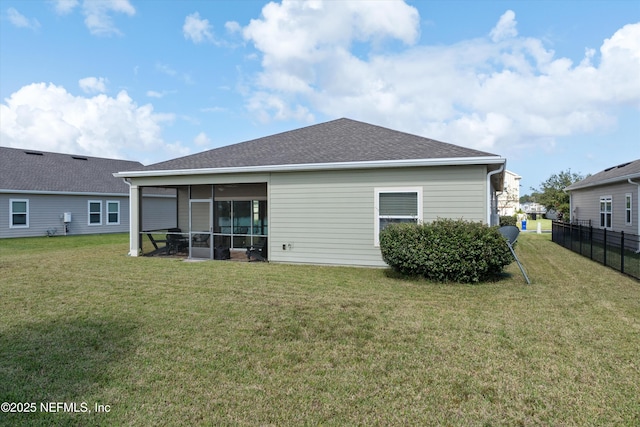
0, 146, 176, 238
565, 159, 640, 235
497, 170, 521, 216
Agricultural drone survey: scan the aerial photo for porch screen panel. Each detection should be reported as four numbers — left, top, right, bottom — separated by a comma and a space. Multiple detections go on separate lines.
191, 203, 210, 233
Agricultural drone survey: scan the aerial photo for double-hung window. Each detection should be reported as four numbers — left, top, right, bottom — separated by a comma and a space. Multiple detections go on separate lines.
107, 201, 120, 225
10, 199, 29, 228
88, 200, 102, 225
599, 196, 612, 229
374, 187, 422, 246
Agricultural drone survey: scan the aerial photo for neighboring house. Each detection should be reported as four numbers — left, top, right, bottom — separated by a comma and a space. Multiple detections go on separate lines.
565, 159, 640, 236
497, 170, 521, 216
0, 147, 176, 238
115, 118, 507, 267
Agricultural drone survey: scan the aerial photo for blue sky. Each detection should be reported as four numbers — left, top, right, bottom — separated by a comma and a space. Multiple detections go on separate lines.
1, 0, 638, 194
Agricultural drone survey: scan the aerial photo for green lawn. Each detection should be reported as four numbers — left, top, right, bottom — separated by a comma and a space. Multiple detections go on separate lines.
0, 233, 638, 426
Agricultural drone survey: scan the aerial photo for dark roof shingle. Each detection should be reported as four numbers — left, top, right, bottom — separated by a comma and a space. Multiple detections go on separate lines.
0, 147, 143, 194
144, 118, 499, 171
565, 159, 640, 191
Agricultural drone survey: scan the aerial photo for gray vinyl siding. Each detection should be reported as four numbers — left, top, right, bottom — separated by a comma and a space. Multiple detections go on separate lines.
0, 193, 130, 238
571, 181, 639, 234
268, 165, 487, 267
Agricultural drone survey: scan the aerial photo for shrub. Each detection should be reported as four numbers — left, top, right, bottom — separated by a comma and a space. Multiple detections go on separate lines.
379, 219, 514, 283
500, 215, 517, 227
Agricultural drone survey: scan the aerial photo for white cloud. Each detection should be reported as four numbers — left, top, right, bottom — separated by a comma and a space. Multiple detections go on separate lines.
7, 7, 40, 30
79, 76, 108, 94
490, 10, 517, 42
83, 0, 135, 36
0, 83, 189, 162
239, 2, 640, 154
52, 0, 79, 15
183, 12, 214, 44
193, 132, 211, 147
52, 0, 135, 36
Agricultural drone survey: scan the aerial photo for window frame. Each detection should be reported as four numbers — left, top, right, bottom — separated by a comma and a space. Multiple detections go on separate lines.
106, 200, 120, 225
88, 200, 102, 226
374, 187, 423, 247
599, 196, 612, 230
9, 199, 29, 229
625, 193, 632, 226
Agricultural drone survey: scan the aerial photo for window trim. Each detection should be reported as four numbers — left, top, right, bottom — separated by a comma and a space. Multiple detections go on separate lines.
106, 200, 120, 225
625, 193, 632, 226
599, 196, 612, 230
374, 187, 423, 247
88, 200, 102, 226
9, 199, 29, 229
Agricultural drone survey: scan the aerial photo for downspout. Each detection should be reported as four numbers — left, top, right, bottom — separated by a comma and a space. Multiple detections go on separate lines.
629, 179, 640, 242
487, 162, 506, 225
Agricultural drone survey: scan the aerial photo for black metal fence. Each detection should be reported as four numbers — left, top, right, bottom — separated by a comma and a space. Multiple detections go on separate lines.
552, 221, 640, 280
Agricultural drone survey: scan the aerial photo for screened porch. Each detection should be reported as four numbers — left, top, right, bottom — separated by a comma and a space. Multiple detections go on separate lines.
139, 183, 268, 261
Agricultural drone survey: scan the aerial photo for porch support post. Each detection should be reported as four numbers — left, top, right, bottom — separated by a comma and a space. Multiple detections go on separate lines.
129, 183, 141, 256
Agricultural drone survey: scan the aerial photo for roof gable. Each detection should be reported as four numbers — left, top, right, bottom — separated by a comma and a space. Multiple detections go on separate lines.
565, 159, 640, 191
0, 147, 143, 194
144, 118, 500, 171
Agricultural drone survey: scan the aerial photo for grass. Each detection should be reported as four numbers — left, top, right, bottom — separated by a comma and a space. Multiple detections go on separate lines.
0, 233, 638, 426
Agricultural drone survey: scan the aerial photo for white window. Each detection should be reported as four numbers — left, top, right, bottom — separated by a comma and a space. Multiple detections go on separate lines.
10, 199, 29, 228
625, 193, 632, 226
107, 201, 120, 225
599, 196, 612, 229
374, 187, 422, 246
88, 200, 102, 225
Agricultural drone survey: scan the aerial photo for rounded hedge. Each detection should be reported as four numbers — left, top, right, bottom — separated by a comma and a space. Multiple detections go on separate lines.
379, 219, 514, 283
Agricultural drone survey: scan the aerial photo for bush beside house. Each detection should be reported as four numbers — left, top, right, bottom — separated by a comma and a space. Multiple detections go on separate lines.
379, 219, 514, 283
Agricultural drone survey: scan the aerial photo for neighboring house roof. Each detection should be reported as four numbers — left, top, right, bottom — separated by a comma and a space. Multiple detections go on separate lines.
565, 159, 640, 191
139, 118, 502, 173
0, 146, 143, 194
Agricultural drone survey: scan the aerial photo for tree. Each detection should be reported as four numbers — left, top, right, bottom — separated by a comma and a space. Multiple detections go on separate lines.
532, 169, 584, 218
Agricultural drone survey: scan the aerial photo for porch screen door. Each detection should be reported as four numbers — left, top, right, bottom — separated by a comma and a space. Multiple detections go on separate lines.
189, 200, 212, 259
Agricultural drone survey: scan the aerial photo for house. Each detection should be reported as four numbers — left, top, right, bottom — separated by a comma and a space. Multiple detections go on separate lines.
114, 118, 507, 267
565, 159, 640, 236
0, 146, 176, 238
497, 170, 521, 216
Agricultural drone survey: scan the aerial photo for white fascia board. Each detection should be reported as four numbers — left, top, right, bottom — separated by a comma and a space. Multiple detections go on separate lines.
0, 189, 128, 197
114, 156, 506, 179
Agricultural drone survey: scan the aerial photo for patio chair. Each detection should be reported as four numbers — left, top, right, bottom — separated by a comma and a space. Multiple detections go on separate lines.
166, 228, 188, 255
192, 233, 210, 247
246, 238, 268, 262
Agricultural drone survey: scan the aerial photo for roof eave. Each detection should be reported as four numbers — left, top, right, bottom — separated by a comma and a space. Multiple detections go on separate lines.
114, 156, 506, 179
565, 172, 640, 191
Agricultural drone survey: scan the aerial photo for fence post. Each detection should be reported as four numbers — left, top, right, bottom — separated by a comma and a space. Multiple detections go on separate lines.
621, 231, 625, 274
590, 226, 593, 260
603, 228, 607, 266
579, 223, 582, 255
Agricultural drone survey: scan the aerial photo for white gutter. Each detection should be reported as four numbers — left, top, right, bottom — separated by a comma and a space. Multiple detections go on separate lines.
113, 156, 506, 179
629, 178, 640, 238
486, 162, 506, 225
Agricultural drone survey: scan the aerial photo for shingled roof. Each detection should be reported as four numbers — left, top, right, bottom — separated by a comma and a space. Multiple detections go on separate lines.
143, 118, 500, 172
565, 159, 640, 191
0, 146, 143, 194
